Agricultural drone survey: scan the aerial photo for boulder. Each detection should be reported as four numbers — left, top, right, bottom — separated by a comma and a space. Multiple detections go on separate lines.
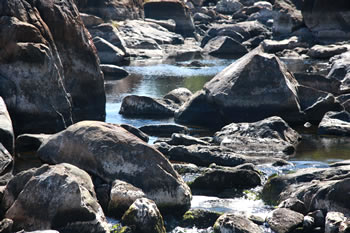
121, 198, 166, 233
15, 134, 51, 159
293, 73, 341, 95
100, 64, 129, 80
0, 98, 14, 155
144, 0, 195, 37
213, 213, 262, 233
213, 116, 301, 157
266, 208, 304, 233
163, 88, 193, 106
120, 124, 149, 143
166, 133, 210, 146
139, 124, 188, 137
327, 52, 350, 93
318, 111, 350, 136
273, 0, 303, 35
172, 163, 200, 174
0, 144, 13, 186
307, 45, 348, 59
155, 143, 290, 167
0, 0, 105, 134
205, 21, 270, 44
262, 165, 350, 214
190, 166, 262, 193
298, 86, 343, 123
108, 180, 146, 217
1, 163, 109, 232
175, 48, 303, 128
203, 36, 248, 57
75, 0, 143, 21
120, 95, 179, 118
93, 37, 125, 65
193, 13, 212, 23
180, 209, 222, 228
144, 19, 177, 32
215, 0, 243, 14
302, 0, 350, 40
37, 121, 192, 212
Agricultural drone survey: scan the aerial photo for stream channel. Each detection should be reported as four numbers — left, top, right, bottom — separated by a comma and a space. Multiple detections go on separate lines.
105, 57, 350, 233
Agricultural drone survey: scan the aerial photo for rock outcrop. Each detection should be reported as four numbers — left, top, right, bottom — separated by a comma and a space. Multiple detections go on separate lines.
1, 163, 109, 232
37, 121, 192, 212
175, 48, 303, 128
0, 0, 105, 134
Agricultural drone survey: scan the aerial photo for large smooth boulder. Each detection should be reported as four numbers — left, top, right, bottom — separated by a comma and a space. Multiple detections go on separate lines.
318, 111, 350, 136
75, 0, 143, 21
93, 37, 125, 65
214, 116, 301, 157
302, 0, 350, 40
144, 0, 195, 37
0, 163, 109, 232
37, 121, 192, 212
175, 48, 303, 128
121, 198, 166, 233
0, 0, 105, 134
0, 98, 14, 155
213, 213, 262, 233
262, 165, 350, 215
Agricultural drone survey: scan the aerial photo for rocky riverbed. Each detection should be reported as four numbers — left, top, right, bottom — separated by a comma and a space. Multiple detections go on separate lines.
0, 0, 350, 233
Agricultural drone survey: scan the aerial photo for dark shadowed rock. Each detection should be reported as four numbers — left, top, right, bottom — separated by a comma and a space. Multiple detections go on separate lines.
122, 198, 166, 233
214, 213, 262, 233
203, 36, 248, 57
0, 98, 14, 155
15, 134, 51, 159
120, 95, 179, 118
273, 0, 303, 35
327, 52, 350, 93
278, 197, 306, 215
298, 86, 343, 123
175, 48, 303, 128
1, 163, 109, 232
180, 209, 222, 229
75, 0, 143, 21
120, 124, 149, 143
139, 124, 188, 137
93, 37, 125, 65
108, 180, 146, 218
318, 111, 350, 136
155, 143, 291, 167
0, 0, 106, 134
214, 116, 301, 157
302, 0, 350, 40
307, 45, 348, 59
266, 208, 304, 233
37, 121, 191, 212
262, 165, 350, 214
216, 0, 243, 14
100, 64, 129, 80
190, 166, 262, 193
293, 73, 341, 95
144, 0, 195, 37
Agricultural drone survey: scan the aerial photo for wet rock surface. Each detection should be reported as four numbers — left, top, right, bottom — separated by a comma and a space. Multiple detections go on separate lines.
1, 163, 109, 232
37, 121, 192, 212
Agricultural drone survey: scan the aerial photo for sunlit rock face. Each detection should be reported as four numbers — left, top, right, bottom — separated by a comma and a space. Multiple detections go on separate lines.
0, 0, 105, 134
